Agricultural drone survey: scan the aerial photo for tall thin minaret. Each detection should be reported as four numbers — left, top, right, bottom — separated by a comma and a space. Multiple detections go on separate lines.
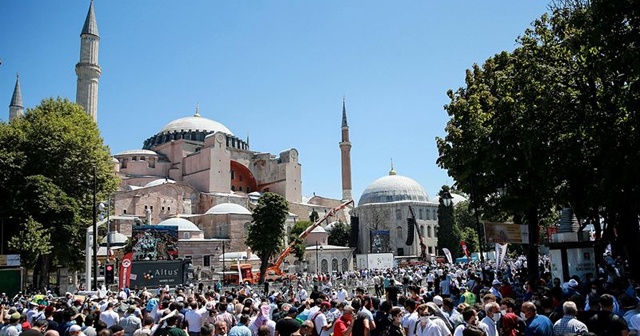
9, 74, 24, 121
75, 0, 101, 122
340, 97, 353, 201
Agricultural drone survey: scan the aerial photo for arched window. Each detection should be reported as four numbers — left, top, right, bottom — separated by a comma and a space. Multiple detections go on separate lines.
332, 259, 339, 272
419, 209, 424, 219
183, 232, 191, 239
342, 258, 349, 272
427, 226, 432, 238
420, 225, 425, 238
396, 226, 403, 240
426, 209, 431, 220
395, 209, 402, 220
321, 259, 329, 273
433, 210, 438, 220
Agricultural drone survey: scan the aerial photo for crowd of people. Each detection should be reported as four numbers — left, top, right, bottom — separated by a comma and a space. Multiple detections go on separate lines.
0, 253, 637, 336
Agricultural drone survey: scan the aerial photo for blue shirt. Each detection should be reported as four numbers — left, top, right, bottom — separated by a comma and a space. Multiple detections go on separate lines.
525, 315, 553, 336
228, 323, 252, 336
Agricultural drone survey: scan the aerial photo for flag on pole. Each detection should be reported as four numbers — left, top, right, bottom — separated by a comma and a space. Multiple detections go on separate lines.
442, 248, 453, 264
460, 241, 470, 261
237, 258, 243, 284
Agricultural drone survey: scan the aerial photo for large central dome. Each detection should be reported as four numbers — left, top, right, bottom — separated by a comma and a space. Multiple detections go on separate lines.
358, 168, 429, 206
143, 108, 234, 149
160, 111, 233, 136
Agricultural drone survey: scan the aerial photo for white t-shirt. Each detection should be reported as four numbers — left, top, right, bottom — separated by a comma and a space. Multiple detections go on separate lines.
184, 307, 207, 332
314, 312, 330, 336
402, 312, 419, 336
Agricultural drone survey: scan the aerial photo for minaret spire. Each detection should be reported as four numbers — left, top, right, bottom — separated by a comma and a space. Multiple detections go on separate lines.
342, 96, 348, 128
339, 97, 353, 201
75, 0, 101, 122
9, 74, 24, 121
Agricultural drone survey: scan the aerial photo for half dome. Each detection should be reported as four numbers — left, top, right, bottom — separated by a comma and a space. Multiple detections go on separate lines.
205, 203, 252, 215
158, 217, 201, 231
145, 178, 175, 188
358, 173, 429, 206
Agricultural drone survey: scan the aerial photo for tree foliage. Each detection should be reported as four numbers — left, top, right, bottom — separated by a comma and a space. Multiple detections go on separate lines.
289, 220, 312, 261
328, 221, 350, 246
9, 217, 52, 270
436, 0, 640, 281
247, 192, 289, 284
0, 98, 118, 287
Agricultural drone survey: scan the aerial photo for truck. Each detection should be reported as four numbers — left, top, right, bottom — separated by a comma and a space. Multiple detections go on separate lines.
355, 253, 394, 270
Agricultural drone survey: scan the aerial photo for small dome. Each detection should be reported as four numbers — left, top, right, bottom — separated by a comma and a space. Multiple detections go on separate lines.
205, 203, 252, 215
359, 173, 429, 206
159, 113, 233, 136
115, 149, 159, 156
145, 179, 175, 188
324, 221, 340, 230
158, 217, 201, 231
100, 231, 128, 245
311, 226, 327, 233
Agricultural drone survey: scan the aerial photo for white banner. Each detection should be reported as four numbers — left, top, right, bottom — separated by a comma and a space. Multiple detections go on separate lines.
442, 248, 453, 264
495, 243, 508, 267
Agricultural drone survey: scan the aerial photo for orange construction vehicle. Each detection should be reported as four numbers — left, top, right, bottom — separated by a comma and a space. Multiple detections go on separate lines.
265, 199, 354, 279
222, 263, 258, 285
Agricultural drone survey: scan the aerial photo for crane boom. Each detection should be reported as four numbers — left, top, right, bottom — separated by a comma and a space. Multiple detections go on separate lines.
270, 199, 354, 273
408, 205, 428, 262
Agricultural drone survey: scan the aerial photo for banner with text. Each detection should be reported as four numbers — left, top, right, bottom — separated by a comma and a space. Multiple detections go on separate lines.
484, 222, 529, 244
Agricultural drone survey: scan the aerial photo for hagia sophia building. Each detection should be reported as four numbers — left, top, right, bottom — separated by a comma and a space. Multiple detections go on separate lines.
6, 2, 464, 278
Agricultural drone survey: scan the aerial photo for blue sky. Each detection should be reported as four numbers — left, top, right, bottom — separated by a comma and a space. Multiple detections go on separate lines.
0, 1, 549, 202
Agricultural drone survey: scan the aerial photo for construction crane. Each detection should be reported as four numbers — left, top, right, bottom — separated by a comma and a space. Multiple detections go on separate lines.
268, 199, 354, 276
408, 205, 428, 262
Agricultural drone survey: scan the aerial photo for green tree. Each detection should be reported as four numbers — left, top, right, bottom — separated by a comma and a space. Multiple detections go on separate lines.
9, 217, 52, 270
436, 186, 461, 257
328, 221, 350, 246
309, 209, 319, 223
289, 220, 312, 261
0, 98, 118, 288
247, 192, 289, 284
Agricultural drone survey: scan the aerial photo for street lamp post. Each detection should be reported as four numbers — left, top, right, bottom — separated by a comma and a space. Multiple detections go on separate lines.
92, 165, 98, 291
315, 242, 323, 276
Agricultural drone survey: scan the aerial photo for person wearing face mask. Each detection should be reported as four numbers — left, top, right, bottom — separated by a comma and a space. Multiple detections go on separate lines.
414, 304, 452, 336
453, 308, 478, 336
498, 298, 525, 336
520, 302, 552, 336
478, 303, 499, 336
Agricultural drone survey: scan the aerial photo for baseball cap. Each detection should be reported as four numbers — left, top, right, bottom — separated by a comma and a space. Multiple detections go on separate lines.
69, 325, 82, 333
492, 279, 501, 286
433, 295, 443, 306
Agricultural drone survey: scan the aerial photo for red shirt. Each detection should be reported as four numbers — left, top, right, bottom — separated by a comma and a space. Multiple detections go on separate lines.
333, 316, 351, 336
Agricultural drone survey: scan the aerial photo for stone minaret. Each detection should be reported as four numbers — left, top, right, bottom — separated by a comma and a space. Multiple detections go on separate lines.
75, 0, 101, 122
9, 74, 24, 121
340, 98, 353, 201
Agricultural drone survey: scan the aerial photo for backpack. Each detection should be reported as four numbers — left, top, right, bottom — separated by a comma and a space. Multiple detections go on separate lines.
311, 311, 323, 336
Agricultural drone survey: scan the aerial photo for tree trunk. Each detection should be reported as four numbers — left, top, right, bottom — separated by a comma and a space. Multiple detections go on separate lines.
618, 208, 640, 279
526, 207, 540, 287
259, 256, 268, 285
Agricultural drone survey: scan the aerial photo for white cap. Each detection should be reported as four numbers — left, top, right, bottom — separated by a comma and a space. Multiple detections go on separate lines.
433, 295, 443, 305
492, 279, 501, 286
